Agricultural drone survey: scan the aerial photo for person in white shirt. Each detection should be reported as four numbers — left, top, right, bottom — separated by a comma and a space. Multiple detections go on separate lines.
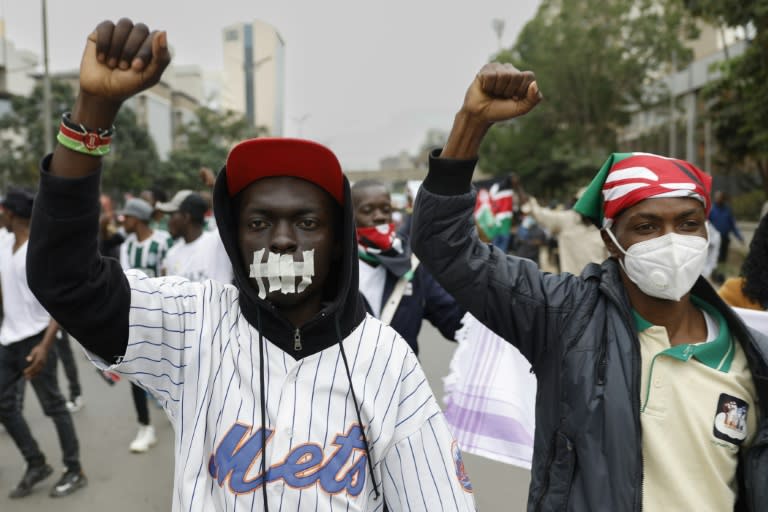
156, 190, 233, 284
0, 188, 86, 498
117, 197, 174, 453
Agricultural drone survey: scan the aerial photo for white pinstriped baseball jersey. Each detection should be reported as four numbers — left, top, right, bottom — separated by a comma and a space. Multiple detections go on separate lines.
89, 270, 476, 512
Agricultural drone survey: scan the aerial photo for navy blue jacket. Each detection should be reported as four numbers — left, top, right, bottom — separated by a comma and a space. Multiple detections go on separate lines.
361, 261, 464, 356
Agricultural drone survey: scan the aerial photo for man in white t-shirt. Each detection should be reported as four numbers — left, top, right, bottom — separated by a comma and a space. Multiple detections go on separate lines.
156, 190, 233, 284
0, 188, 86, 499
117, 197, 174, 453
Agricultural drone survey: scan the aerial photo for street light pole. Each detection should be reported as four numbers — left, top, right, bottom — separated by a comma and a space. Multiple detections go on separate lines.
41, 0, 53, 153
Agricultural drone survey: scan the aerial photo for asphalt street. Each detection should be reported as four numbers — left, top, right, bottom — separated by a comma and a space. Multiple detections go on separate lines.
0, 322, 531, 511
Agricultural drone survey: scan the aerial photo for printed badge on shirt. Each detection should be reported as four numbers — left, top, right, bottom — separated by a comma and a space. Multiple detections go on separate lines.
713, 393, 749, 445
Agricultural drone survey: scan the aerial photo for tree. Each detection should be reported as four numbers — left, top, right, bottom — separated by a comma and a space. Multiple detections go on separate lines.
101, 107, 161, 197
161, 107, 260, 191
0, 79, 74, 187
684, 0, 768, 197
0, 79, 160, 196
480, 0, 696, 197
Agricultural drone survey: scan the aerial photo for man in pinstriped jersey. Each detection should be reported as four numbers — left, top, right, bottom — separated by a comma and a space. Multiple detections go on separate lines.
27, 19, 477, 511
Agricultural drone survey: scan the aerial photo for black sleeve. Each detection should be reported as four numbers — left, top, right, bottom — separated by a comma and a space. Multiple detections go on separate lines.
419, 267, 465, 342
411, 152, 588, 364
27, 155, 129, 363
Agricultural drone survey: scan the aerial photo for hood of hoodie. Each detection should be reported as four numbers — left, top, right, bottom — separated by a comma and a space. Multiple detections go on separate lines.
213, 166, 367, 358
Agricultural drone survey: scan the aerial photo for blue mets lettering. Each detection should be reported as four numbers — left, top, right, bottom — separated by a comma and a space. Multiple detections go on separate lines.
208, 423, 368, 496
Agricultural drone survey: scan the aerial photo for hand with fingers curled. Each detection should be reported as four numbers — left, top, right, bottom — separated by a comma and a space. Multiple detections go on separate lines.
80, 18, 171, 105
461, 62, 543, 125
23, 343, 50, 380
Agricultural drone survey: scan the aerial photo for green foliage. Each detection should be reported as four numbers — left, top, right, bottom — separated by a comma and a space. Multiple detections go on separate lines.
479, 0, 696, 196
101, 108, 161, 197
685, 0, 768, 196
0, 79, 74, 187
161, 107, 260, 190
0, 79, 161, 196
731, 188, 765, 220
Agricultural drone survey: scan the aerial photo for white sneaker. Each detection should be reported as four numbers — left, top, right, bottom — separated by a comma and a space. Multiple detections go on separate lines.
65, 396, 84, 413
129, 425, 157, 453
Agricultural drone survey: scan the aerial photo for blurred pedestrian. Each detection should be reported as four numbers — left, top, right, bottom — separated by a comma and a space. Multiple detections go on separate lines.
118, 197, 173, 453
514, 215, 546, 266
710, 191, 744, 263
0, 188, 86, 498
157, 190, 233, 283
719, 214, 768, 311
515, 181, 608, 274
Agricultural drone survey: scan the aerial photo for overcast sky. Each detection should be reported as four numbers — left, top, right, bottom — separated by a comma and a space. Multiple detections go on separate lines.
2, 0, 540, 170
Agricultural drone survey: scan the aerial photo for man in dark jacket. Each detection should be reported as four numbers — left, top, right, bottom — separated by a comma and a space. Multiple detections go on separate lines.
352, 179, 464, 355
411, 62, 768, 511
25, 19, 475, 511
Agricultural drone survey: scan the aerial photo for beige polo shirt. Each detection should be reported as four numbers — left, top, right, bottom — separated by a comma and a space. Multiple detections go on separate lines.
638, 297, 758, 511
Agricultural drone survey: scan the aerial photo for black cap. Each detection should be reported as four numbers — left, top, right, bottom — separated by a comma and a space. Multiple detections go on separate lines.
2, 187, 35, 219
179, 193, 208, 225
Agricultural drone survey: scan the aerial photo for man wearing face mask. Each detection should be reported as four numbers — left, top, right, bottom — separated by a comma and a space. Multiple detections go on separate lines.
411, 62, 768, 511
25, 19, 476, 511
351, 179, 464, 355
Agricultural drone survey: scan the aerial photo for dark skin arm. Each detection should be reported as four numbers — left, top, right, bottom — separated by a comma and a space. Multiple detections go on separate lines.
441, 62, 542, 160
24, 319, 59, 379
50, 18, 171, 179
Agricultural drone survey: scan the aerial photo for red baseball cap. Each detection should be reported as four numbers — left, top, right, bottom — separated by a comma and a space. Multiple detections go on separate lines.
225, 138, 344, 205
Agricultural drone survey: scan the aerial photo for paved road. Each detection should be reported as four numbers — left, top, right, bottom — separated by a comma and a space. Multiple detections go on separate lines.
0, 322, 530, 510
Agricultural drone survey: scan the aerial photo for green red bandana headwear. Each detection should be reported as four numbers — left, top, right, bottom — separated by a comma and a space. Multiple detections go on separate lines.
573, 152, 712, 228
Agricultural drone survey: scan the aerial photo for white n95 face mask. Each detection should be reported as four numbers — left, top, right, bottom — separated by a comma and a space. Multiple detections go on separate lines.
249, 249, 315, 300
605, 229, 708, 302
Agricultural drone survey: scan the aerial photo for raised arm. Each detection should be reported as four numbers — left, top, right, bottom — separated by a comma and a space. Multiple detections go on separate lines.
411, 63, 587, 363
27, 19, 170, 362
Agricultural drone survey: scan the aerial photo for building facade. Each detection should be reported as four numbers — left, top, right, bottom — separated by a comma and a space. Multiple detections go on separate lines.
221, 20, 285, 136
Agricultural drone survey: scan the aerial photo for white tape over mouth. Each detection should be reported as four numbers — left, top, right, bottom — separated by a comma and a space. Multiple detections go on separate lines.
249, 249, 315, 299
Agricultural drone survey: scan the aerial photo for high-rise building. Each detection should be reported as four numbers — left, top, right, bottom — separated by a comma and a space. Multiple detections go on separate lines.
221, 20, 285, 136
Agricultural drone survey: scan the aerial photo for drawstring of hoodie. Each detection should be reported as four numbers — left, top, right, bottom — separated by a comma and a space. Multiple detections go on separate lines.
335, 314, 381, 500
257, 308, 269, 511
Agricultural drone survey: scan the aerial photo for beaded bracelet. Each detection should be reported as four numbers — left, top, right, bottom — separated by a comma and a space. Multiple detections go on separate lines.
56, 112, 115, 156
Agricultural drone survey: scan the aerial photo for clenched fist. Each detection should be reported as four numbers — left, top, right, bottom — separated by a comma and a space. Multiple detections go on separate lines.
462, 62, 542, 124
81, 18, 171, 103
441, 62, 542, 159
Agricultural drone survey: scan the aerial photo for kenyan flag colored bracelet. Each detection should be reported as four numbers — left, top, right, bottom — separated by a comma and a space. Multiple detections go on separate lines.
56, 112, 115, 156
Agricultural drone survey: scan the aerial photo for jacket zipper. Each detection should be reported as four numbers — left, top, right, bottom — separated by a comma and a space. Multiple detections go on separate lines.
294, 328, 302, 352
601, 284, 643, 511
534, 431, 559, 511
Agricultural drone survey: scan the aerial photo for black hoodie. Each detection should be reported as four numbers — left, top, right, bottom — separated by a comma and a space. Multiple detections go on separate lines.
213, 166, 366, 358
27, 156, 366, 362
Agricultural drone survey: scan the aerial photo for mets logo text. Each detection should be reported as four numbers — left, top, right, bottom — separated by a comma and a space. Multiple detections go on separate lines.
208, 422, 368, 496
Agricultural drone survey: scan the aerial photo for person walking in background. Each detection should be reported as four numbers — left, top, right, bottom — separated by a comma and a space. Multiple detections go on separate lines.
514, 215, 547, 266
139, 187, 170, 232
719, 213, 768, 312
709, 190, 744, 264
118, 197, 173, 453
157, 190, 233, 283
0, 188, 86, 498
56, 330, 84, 413
514, 180, 608, 274
352, 179, 465, 355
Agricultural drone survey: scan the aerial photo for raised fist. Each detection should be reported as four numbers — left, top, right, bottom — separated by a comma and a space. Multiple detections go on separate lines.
461, 62, 542, 124
79, 18, 171, 104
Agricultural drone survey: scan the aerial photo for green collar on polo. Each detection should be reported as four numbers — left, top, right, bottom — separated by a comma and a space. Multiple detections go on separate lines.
633, 296, 734, 373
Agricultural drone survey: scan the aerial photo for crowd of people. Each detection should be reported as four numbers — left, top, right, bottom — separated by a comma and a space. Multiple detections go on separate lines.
0, 17, 767, 512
